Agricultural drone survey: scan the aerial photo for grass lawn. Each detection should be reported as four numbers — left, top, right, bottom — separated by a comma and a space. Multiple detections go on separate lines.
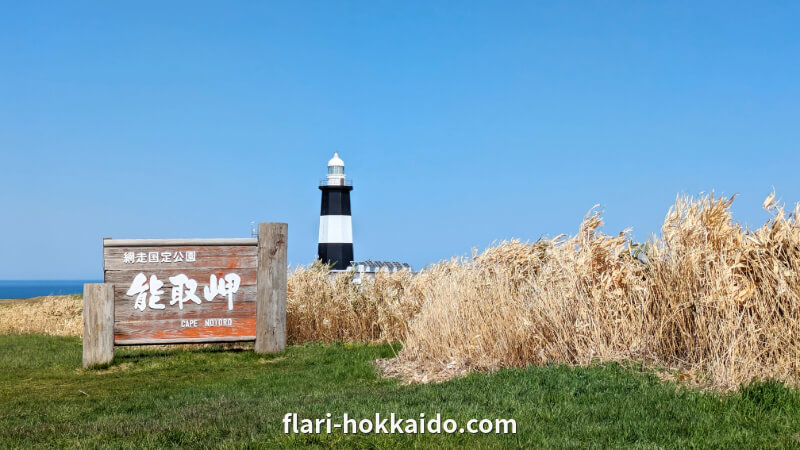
1, 335, 799, 448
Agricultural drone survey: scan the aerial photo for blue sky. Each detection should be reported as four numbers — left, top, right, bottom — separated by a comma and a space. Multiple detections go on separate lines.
1, 1, 799, 279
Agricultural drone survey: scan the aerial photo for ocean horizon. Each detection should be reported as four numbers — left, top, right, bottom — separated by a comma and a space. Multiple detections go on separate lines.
0, 280, 102, 299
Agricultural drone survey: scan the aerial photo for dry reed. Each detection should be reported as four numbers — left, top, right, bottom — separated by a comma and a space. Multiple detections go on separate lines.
4, 193, 800, 390
0, 295, 83, 336
287, 260, 420, 343
383, 193, 800, 390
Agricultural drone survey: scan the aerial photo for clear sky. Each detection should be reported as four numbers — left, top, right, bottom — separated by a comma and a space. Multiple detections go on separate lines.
1, 1, 799, 279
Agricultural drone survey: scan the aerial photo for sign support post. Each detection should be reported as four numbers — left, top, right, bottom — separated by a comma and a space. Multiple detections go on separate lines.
82, 283, 114, 368
255, 222, 288, 354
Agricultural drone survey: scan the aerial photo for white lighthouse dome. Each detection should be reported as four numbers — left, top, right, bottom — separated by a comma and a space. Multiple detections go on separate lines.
328, 152, 344, 167
325, 152, 347, 185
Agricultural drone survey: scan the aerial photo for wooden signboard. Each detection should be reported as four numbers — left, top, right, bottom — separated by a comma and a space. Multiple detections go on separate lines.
83, 223, 287, 367
104, 238, 258, 345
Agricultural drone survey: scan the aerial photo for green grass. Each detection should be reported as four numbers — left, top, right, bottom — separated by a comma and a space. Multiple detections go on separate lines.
1, 335, 799, 448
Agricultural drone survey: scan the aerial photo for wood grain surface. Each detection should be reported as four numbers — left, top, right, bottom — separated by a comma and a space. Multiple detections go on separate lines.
104, 243, 259, 345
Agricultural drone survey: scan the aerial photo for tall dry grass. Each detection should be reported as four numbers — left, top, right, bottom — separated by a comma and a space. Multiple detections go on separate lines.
4, 193, 800, 390
287, 260, 420, 343
381, 193, 800, 389
0, 295, 83, 336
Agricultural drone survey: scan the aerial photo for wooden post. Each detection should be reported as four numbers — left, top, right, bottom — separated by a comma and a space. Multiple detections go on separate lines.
255, 222, 288, 354
83, 283, 114, 368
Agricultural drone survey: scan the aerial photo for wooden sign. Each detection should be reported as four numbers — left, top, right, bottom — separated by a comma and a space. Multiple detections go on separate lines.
83, 223, 287, 367
104, 238, 258, 345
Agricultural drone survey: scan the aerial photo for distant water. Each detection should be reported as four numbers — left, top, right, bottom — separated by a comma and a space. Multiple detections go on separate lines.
0, 280, 102, 299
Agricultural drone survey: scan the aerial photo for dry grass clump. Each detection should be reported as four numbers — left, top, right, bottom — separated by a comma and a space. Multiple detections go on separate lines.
0, 295, 83, 336
383, 193, 800, 390
287, 261, 421, 343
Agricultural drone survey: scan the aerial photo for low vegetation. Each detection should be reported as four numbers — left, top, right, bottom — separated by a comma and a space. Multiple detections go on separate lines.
2, 335, 800, 447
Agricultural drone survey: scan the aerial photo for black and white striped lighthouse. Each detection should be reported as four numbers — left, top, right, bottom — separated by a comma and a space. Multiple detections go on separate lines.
317, 152, 353, 270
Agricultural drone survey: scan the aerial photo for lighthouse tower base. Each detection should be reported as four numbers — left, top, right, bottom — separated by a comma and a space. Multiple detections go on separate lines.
317, 243, 353, 270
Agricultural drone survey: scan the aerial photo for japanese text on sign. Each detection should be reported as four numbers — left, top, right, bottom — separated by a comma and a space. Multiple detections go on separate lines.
123, 251, 196, 264
125, 272, 241, 311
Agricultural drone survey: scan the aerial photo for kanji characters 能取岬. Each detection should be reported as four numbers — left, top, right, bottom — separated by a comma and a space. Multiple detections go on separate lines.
126, 272, 241, 311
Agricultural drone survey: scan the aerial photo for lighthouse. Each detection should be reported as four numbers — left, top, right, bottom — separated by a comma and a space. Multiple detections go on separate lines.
317, 152, 354, 270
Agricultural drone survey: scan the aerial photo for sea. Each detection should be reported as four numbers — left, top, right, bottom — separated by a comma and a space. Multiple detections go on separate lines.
0, 280, 102, 299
